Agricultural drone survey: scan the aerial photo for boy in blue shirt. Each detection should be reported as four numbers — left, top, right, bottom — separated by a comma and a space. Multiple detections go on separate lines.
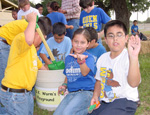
79, 0, 111, 43
40, 22, 72, 65
131, 20, 139, 36
86, 27, 106, 74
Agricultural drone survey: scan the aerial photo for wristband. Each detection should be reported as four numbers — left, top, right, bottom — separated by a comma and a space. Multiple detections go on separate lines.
77, 59, 86, 65
62, 83, 67, 87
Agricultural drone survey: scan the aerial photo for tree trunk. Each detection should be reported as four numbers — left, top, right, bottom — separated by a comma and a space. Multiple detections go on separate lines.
111, 0, 131, 33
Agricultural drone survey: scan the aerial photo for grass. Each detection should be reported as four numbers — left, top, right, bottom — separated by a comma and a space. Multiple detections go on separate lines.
34, 53, 150, 115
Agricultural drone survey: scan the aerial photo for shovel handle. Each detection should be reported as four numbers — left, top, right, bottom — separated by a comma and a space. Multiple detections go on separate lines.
36, 26, 55, 61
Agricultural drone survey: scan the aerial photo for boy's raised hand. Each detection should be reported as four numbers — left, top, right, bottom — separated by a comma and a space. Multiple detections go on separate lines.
25, 12, 37, 23
128, 35, 141, 57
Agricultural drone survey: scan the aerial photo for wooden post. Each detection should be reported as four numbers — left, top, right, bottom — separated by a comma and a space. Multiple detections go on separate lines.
0, 0, 2, 11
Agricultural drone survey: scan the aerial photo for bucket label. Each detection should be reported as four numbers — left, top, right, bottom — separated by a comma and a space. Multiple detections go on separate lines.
35, 87, 63, 106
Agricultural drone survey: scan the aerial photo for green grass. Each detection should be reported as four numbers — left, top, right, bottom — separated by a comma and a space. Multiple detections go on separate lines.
135, 53, 150, 115
34, 54, 150, 115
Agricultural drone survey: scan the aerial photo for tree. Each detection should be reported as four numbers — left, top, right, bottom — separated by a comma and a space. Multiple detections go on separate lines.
95, 0, 150, 32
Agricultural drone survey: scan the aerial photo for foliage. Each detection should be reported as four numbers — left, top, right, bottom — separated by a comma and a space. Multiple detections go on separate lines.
144, 17, 150, 23
94, 0, 150, 13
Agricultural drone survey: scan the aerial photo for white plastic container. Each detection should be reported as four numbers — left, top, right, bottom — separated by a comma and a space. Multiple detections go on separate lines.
35, 70, 65, 111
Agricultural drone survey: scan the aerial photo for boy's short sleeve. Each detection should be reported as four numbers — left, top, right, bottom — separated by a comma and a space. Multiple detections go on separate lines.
99, 8, 111, 24
86, 54, 95, 75
37, 57, 43, 69
95, 56, 102, 81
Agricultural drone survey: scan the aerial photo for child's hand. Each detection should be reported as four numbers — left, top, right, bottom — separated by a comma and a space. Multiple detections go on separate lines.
69, 54, 88, 61
69, 25, 74, 30
58, 85, 66, 95
128, 35, 141, 58
25, 12, 37, 23
90, 97, 100, 110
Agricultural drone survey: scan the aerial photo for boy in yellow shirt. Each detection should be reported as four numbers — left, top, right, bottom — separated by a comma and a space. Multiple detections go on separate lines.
0, 19, 28, 85
0, 12, 52, 114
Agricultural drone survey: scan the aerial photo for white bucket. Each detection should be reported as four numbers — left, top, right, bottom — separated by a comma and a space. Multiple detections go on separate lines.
35, 70, 65, 111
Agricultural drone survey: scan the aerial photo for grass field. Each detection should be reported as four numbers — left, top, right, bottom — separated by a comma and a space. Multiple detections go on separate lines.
34, 53, 150, 115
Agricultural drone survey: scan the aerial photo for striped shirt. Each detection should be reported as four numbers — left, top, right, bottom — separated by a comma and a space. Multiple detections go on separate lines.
61, 0, 81, 20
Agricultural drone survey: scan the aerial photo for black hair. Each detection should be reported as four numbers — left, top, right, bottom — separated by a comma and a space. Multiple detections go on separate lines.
79, 0, 94, 9
133, 20, 137, 23
72, 28, 91, 42
12, 9, 18, 13
52, 22, 66, 36
50, 1, 60, 11
85, 27, 98, 42
37, 17, 52, 35
35, 3, 43, 9
104, 20, 128, 37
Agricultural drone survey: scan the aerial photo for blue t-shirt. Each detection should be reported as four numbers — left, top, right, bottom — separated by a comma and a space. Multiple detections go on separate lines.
86, 44, 106, 74
63, 52, 96, 92
79, 7, 111, 31
131, 25, 138, 34
47, 12, 67, 25
40, 36, 72, 62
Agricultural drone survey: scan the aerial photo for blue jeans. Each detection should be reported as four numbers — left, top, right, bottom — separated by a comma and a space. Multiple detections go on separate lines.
66, 19, 79, 39
0, 88, 34, 115
0, 39, 10, 85
88, 98, 137, 115
53, 91, 93, 115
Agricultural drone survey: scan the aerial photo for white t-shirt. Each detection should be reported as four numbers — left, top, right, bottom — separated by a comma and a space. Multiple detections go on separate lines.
17, 7, 40, 20
95, 48, 139, 102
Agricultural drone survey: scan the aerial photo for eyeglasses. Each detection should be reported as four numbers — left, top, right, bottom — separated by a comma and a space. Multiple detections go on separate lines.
106, 33, 125, 40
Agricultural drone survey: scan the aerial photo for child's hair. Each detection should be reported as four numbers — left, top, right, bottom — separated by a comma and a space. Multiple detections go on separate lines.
12, 9, 18, 13
18, 0, 30, 8
50, 1, 60, 11
35, 3, 43, 9
133, 20, 137, 23
79, 0, 94, 9
37, 17, 52, 36
52, 22, 66, 36
85, 27, 98, 42
72, 28, 91, 42
104, 20, 127, 37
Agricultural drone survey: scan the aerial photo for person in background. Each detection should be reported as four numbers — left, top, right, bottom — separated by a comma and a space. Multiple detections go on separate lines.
47, 1, 73, 30
46, 2, 52, 14
85, 27, 106, 74
12, 9, 18, 20
79, 0, 111, 44
131, 20, 139, 36
17, 0, 40, 20
40, 22, 72, 66
59, 0, 81, 39
35, 3, 44, 16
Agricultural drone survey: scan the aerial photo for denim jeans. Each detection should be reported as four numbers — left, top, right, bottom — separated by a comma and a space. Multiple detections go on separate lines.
66, 19, 79, 39
53, 91, 93, 115
0, 39, 10, 85
88, 98, 137, 115
0, 88, 34, 115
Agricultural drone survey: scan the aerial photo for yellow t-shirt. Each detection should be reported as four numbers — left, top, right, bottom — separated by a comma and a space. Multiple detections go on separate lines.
0, 19, 28, 45
2, 33, 42, 91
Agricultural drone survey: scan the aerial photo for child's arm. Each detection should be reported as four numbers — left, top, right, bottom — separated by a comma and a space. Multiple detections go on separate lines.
65, 25, 74, 30
39, 65, 49, 70
24, 12, 37, 46
40, 53, 52, 65
127, 35, 141, 87
69, 54, 90, 76
90, 80, 101, 109
98, 30, 104, 39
